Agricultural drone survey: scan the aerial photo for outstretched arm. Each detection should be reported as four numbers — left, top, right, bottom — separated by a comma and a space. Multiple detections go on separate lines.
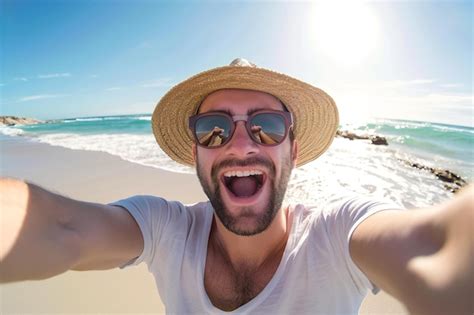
0, 178, 143, 283
350, 185, 473, 315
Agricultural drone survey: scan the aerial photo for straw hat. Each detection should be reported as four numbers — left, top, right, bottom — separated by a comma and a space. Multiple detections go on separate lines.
151, 58, 339, 167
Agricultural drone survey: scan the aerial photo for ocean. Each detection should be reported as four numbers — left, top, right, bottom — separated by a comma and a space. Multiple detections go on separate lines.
1, 114, 472, 209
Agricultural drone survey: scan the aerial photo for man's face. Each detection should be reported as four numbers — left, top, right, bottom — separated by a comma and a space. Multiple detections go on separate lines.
193, 89, 297, 236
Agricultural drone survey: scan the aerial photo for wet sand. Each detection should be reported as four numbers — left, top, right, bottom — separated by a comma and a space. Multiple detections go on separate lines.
0, 137, 407, 314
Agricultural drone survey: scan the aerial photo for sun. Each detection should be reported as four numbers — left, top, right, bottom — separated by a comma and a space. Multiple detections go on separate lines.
312, 2, 379, 66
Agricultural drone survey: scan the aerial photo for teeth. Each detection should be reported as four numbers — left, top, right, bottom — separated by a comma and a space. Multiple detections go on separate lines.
223, 170, 263, 177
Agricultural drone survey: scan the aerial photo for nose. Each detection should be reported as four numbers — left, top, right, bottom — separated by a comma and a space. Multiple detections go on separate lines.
224, 121, 258, 158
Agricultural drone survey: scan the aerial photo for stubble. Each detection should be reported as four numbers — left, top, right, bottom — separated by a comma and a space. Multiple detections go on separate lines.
196, 155, 293, 236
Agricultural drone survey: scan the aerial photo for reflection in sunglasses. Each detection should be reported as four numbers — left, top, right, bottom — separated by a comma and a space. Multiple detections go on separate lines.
190, 111, 292, 148
198, 125, 281, 147
198, 126, 227, 147
251, 125, 278, 145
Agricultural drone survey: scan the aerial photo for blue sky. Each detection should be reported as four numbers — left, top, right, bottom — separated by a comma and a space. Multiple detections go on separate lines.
1, 0, 472, 126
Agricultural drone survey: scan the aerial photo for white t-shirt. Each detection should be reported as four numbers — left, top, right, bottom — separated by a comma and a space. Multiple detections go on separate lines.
110, 196, 401, 314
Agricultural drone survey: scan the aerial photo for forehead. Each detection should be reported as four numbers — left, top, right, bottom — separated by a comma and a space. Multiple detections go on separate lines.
198, 89, 285, 114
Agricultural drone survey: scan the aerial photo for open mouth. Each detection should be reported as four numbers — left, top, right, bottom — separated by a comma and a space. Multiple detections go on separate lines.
221, 170, 266, 198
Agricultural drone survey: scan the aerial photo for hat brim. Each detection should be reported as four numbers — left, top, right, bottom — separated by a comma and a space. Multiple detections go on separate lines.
152, 65, 339, 167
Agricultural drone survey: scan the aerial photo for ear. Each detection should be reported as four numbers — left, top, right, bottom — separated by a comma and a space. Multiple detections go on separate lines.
192, 144, 197, 163
291, 140, 298, 168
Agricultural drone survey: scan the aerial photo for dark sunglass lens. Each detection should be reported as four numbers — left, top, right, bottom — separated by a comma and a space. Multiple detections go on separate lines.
250, 113, 286, 145
195, 115, 232, 147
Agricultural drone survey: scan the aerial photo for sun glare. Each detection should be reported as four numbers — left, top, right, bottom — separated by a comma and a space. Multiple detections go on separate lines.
312, 2, 379, 66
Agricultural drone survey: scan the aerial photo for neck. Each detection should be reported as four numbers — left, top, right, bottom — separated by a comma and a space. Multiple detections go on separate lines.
210, 206, 291, 270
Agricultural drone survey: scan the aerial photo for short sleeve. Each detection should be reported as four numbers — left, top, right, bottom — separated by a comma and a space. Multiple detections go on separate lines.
109, 195, 190, 269
322, 196, 403, 295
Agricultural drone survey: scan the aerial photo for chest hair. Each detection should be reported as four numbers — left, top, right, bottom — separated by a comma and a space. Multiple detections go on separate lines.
204, 250, 282, 311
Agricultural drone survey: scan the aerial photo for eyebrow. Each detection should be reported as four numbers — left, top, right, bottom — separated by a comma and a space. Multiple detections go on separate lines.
201, 107, 275, 116
247, 107, 266, 115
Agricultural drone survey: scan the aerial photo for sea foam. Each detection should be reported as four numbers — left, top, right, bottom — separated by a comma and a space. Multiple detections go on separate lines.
2, 116, 471, 209
27, 131, 456, 208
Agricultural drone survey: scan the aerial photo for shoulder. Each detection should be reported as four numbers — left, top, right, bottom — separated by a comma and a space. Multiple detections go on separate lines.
322, 194, 402, 224
292, 195, 403, 238
111, 195, 209, 211
108, 196, 212, 268
110, 196, 212, 228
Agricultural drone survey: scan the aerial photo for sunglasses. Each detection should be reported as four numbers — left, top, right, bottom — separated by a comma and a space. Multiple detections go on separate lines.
189, 110, 293, 148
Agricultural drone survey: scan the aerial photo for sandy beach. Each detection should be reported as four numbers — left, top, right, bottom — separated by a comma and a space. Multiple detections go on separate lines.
0, 136, 407, 314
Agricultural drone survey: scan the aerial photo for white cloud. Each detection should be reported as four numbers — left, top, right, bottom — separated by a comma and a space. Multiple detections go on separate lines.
14, 77, 28, 82
421, 93, 473, 104
407, 79, 435, 85
89, 74, 99, 78
18, 94, 67, 102
334, 79, 436, 91
379, 93, 473, 106
323, 74, 471, 127
37, 73, 71, 79
439, 83, 463, 88
329, 79, 473, 127
142, 78, 173, 88
130, 101, 155, 107
381, 79, 436, 88
105, 87, 122, 91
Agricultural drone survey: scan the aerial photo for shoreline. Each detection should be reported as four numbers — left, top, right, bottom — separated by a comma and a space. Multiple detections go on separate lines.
2, 116, 472, 185
335, 131, 469, 192
0, 134, 206, 204
1, 136, 407, 314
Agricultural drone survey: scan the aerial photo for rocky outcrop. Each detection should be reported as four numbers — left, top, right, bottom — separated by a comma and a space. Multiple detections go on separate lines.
370, 136, 388, 145
336, 130, 468, 193
0, 116, 43, 126
400, 160, 468, 193
336, 130, 388, 145
336, 130, 368, 140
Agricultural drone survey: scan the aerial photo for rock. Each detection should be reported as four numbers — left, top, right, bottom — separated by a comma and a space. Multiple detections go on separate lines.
370, 136, 388, 145
444, 184, 458, 193
0, 116, 42, 126
336, 130, 389, 146
410, 162, 424, 170
443, 183, 466, 194
432, 169, 465, 191
337, 130, 367, 140
399, 158, 468, 193
434, 169, 455, 183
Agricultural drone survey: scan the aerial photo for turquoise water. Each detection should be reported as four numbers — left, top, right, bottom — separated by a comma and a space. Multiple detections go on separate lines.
20, 115, 153, 135
5, 115, 474, 169
351, 119, 474, 165
17, 114, 473, 166
2, 114, 473, 207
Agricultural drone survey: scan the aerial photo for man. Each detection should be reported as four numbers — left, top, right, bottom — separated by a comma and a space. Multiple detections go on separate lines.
1, 59, 472, 314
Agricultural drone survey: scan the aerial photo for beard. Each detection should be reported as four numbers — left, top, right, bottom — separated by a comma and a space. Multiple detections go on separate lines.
196, 154, 293, 236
